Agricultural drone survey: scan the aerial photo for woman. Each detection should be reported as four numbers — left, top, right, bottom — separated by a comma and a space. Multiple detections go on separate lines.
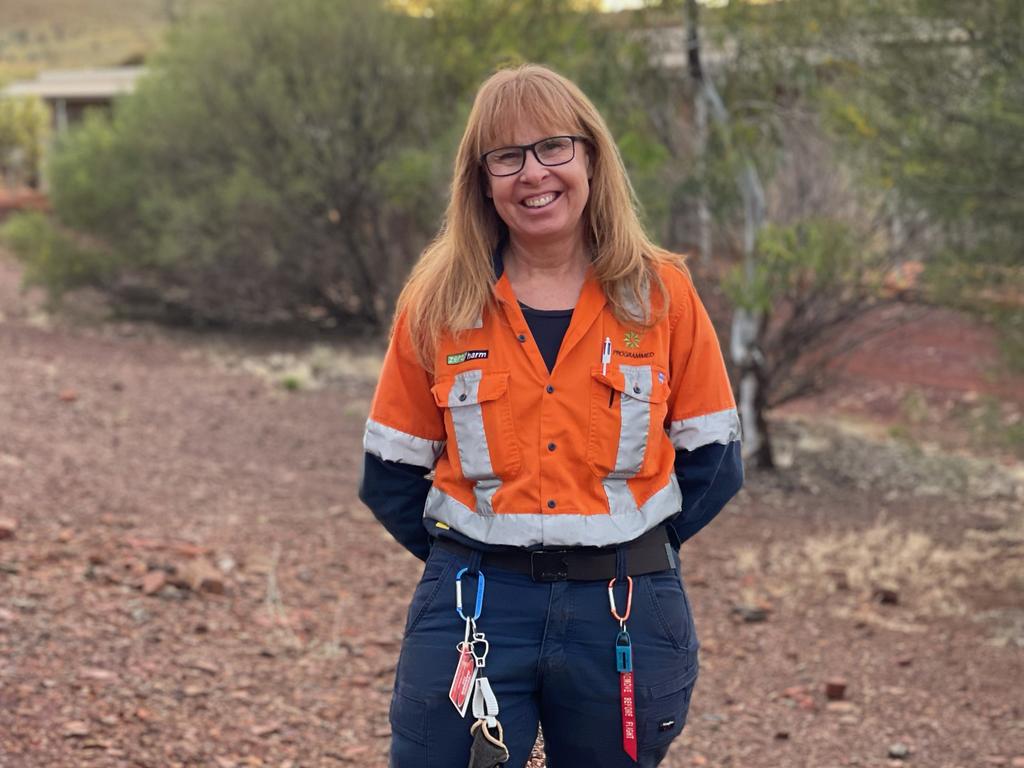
360, 64, 742, 768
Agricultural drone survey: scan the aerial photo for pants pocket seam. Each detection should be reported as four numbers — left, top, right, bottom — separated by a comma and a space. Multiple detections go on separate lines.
642, 574, 686, 651
405, 555, 456, 638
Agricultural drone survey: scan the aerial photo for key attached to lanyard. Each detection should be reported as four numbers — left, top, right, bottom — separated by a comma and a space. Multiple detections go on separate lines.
450, 568, 486, 717
450, 566, 509, 767
609, 576, 638, 762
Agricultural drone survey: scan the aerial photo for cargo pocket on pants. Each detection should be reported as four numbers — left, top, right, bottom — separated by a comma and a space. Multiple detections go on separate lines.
389, 687, 428, 746
639, 651, 698, 753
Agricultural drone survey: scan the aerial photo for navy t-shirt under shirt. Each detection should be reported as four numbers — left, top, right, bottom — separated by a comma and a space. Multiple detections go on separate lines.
518, 301, 574, 373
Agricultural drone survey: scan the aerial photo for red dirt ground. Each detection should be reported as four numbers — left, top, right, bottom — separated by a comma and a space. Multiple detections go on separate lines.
1, 251, 1021, 768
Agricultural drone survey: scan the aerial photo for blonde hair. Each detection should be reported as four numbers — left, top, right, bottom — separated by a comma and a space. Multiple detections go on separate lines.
397, 63, 684, 370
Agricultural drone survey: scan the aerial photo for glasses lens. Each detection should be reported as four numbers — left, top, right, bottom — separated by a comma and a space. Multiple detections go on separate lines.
536, 137, 574, 166
486, 148, 525, 176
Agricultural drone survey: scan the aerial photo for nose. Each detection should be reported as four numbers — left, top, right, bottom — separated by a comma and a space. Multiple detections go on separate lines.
518, 150, 549, 184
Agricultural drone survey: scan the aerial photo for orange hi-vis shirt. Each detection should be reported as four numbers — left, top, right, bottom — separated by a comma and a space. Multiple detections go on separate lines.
363, 260, 740, 549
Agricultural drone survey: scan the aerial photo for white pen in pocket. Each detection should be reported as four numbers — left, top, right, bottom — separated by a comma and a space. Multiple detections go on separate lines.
601, 336, 612, 376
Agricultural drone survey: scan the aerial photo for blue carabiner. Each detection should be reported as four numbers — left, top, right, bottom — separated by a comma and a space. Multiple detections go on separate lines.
455, 567, 485, 622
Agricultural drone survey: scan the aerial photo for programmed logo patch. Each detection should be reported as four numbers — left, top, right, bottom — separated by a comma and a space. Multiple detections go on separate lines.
446, 349, 489, 365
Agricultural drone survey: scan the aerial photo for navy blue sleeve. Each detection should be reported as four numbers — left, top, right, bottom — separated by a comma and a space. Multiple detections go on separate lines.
358, 452, 433, 561
668, 440, 744, 547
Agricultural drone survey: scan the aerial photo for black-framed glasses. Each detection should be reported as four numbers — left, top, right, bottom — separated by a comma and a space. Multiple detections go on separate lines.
480, 135, 585, 177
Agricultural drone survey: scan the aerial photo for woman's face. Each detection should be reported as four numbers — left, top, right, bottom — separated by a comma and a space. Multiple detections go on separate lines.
483, 122, 591, 252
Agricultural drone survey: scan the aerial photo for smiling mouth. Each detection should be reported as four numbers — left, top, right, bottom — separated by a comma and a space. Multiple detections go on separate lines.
522, 192, 560, 209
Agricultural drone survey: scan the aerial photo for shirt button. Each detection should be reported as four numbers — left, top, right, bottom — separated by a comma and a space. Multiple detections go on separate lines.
546, 385, 554, 394
547, 499, 556, 509
517, 334, 526, 342
547, 442, 556, 452
633, 385, 641, 394
458, 393, 467, 402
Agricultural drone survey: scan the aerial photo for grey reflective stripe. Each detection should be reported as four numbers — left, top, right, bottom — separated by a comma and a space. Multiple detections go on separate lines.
447, 369, 500, 515
363, 418, 444, 466
603, 365, 653, 515
669, 407, 742, 451
614, 366, 652, 476
424, 474, 681, 548
601, 479, 637, 517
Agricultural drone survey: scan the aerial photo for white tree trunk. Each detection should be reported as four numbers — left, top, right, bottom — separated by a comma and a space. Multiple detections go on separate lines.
686, 0, 769, 463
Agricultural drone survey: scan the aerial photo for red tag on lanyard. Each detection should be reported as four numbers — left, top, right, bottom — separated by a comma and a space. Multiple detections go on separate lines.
620, 670, 638, 761
449, 647, 477, 717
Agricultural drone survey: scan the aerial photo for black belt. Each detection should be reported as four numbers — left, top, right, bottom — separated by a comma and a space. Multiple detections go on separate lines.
435, 525, 676, 582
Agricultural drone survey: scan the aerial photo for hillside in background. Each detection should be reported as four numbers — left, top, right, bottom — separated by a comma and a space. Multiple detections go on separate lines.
0, 0, 223, 78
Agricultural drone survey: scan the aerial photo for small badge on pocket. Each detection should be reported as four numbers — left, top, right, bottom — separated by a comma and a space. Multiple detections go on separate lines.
658, 719, 676, 731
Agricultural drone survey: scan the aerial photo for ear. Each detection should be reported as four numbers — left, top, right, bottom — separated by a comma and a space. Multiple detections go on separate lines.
585, 147, 594, 180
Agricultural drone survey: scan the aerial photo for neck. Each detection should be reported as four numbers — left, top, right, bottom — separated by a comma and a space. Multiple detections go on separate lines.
504, 231, 589, 280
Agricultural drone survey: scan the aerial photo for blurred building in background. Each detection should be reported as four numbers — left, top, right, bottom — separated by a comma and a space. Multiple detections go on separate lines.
1, 66, 145, 134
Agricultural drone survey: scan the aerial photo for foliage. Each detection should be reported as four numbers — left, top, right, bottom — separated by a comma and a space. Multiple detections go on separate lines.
0, 211, 111, 296
722, 216, 888, 408
750, 0, 1024, 370
0, 95, 49, 187
724, 218, 872, 314
38, 0, 443, 326
31, 0, 669, 328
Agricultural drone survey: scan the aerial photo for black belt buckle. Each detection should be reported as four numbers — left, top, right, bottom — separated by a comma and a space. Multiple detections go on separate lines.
530, 550, 570, 582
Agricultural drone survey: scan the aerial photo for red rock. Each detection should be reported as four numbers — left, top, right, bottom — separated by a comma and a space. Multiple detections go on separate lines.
0, 517, 18, 540
250, 722, 280, 737
79, 667, 118, 682
177, 559, 227, 594
142, 570, 167, 595
873, 585, 900, 605
62, 720, 90, 737
825, 677, 848, 700
59, 389, 78, 402
826, 701, 857, 713
171, 542, 211, 559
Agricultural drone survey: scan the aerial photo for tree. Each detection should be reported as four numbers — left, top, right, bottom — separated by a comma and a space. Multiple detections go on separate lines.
0, 94, 48, 188
8, 0, 669, 330
15, 0, 441, 327
665, 0, 937, 467
825, 0, 1024, 368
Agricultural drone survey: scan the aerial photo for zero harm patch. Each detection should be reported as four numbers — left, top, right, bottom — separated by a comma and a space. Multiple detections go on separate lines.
446, 349, 489, 365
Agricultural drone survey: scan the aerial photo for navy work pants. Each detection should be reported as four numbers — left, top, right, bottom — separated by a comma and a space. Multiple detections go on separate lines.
389, 544, 700, 767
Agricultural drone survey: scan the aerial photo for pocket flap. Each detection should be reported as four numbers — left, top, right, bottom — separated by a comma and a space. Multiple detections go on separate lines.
645, 652, 699, 701
431, 370, 510, 408
591, 365, 669, 404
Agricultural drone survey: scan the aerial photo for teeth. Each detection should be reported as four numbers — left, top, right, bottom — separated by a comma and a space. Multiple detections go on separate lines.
524, 193, 556, 208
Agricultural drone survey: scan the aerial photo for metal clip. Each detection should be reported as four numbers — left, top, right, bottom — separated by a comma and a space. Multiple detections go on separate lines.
456, 567, 486, 623
607, 575, 633, 629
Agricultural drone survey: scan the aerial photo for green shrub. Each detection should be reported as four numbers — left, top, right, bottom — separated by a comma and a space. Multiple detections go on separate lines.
1, 212, 113, 297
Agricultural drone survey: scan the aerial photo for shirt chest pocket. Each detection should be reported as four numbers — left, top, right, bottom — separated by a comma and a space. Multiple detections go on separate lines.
431, 369, 521, 481
587, 364, 670, 479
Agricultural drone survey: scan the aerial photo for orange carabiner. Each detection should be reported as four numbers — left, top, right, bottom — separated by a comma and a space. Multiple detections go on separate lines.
607, 576, 633, 624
